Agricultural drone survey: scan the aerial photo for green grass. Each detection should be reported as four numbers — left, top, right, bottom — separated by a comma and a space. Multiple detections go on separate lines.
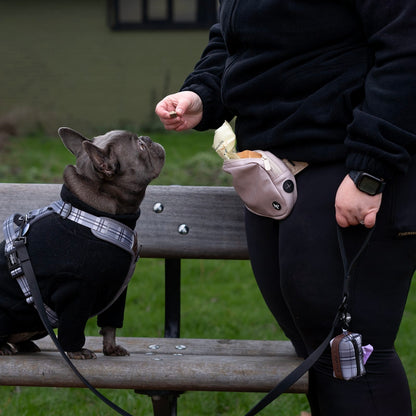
0, 131, 414, 415
0, 129, 231, 186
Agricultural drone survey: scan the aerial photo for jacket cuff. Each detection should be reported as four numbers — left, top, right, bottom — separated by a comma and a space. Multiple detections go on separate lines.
180, 84, 233, 131
346, 152, 391, 181
345, 108, 415, 180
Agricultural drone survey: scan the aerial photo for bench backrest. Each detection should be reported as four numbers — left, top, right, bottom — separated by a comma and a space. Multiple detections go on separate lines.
0, 183, 249, 260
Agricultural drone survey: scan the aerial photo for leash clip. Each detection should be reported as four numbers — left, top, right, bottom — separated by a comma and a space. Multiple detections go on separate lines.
338, 295, 351, 328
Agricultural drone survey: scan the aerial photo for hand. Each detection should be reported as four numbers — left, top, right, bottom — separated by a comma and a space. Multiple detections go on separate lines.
155, 91, 203, 131
335, 174, 382, 228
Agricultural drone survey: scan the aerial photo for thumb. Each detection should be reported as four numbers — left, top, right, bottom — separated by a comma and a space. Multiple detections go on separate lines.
175, 101, 189, 117
175, 92, 199, 116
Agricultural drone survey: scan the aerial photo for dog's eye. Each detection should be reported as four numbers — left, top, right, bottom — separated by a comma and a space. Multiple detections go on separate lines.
137, 139, 147, 152
137, 136, 151, 152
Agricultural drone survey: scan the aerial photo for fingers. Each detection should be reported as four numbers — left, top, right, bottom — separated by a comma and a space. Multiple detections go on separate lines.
335, 210, 377, 228
335, 174, 382, 228
155, 91, 203, 131
361, 209, 378, 228
335, 211, 351, 228
155, 95, 183, 130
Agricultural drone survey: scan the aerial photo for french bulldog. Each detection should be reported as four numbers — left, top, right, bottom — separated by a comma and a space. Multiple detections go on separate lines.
0, 127, 165, 359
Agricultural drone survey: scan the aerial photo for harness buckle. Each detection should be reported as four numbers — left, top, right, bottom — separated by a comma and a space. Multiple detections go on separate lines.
7, 252, 24, 279
14, 236, 27, 245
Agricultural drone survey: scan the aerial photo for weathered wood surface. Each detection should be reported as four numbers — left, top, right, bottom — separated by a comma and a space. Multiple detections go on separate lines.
0, 337, 307, 393
0, 183, 248, 259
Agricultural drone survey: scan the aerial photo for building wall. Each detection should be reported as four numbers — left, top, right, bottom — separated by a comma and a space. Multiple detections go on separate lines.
1, 0, 211, 135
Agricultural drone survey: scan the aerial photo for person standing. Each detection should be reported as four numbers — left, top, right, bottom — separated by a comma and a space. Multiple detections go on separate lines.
156, 1, 416, 414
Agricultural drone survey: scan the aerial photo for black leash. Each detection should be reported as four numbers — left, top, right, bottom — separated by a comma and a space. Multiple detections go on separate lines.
13, 238, 134, 416
244, 225, 375, 416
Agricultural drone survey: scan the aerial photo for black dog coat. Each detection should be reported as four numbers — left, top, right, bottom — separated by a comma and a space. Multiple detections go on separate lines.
0, 185, 139, 352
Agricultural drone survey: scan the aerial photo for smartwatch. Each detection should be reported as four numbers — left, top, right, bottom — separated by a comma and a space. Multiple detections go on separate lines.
349, 170, 386, 196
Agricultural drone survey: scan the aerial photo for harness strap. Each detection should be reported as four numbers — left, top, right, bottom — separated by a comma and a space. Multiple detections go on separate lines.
5, 212, 60, 325
49, 201, 140, 315
50, 200, 138, 258
3, 201, 140, 326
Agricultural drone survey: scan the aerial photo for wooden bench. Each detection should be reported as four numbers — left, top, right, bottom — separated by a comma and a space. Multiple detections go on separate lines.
0, 183, 307, 416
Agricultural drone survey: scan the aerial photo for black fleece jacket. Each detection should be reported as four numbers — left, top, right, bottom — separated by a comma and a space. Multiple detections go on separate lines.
0, 186, 139, 351
181, 0, 416, 180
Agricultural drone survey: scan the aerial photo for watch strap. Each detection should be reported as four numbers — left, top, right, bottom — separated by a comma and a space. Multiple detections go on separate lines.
349, 170, 386, 195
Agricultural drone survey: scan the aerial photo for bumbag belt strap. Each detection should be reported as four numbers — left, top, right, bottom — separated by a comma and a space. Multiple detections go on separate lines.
244, 225, 375, 416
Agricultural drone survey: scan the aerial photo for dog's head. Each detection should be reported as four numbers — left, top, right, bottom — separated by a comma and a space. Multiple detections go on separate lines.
59, 127, 165, 214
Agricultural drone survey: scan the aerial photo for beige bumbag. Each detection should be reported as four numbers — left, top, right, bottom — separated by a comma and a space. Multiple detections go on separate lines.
223, 150, 298, 220
213, 122, 306, 220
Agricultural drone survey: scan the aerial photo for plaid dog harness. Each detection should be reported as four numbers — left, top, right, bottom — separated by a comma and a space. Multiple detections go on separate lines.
3, 200, 140, 326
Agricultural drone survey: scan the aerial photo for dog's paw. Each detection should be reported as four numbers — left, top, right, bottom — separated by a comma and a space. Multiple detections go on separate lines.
14, 340, 41, 353
103, 344, 130, 357
0, 343, 15, 356
67, 348, 97, 360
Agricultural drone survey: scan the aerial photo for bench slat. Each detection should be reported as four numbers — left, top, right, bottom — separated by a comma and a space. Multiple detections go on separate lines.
0, 183, 249, 259
137, 185, 248, 259
0, 337, 307, 393
35, 336, 298, 357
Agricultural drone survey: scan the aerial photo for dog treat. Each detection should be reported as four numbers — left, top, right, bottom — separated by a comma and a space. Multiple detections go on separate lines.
169, 111, 178, 119
238, 150, 262, 158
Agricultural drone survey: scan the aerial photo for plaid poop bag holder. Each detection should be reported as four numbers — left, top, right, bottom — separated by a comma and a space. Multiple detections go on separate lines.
330, 330, 370, 380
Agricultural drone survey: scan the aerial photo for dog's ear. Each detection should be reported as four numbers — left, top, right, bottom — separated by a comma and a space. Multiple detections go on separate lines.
58, 127, 90, 157
83, 141, 119, 178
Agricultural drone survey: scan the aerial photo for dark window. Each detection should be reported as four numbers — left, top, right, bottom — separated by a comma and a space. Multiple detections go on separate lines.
107, 0, 218, 30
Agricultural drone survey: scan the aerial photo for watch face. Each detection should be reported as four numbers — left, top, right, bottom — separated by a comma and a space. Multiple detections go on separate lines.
358, 175, 380, 195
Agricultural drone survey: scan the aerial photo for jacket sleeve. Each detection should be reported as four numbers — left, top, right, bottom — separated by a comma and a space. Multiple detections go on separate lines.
180, 23, 234, 130
345, 0, 416, 180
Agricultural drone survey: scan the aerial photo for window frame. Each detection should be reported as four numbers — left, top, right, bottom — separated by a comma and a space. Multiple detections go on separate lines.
107, 0, 218, 30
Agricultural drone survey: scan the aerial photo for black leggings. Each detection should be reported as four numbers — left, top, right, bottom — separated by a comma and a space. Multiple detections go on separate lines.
244, 161, 416, 416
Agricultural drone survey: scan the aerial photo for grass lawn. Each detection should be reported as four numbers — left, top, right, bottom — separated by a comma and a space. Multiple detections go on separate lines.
0, 129, 414, 415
